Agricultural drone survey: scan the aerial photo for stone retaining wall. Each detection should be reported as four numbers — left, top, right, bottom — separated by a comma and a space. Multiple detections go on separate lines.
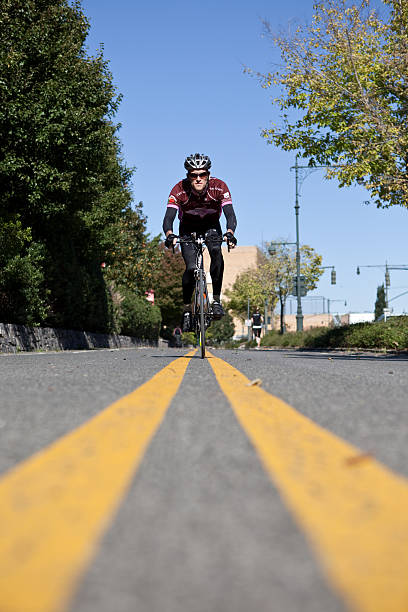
0, 323, 158, 353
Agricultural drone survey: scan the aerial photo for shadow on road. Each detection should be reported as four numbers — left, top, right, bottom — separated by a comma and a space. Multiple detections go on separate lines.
150, 354, 201, 359
279, 351, 408, 362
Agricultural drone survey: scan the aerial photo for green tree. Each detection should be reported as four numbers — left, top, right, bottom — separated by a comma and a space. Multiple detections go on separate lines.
118, 289, 161, 342
267, 242, 323, 333
102, 202, 163, 336
225, 266, 272, 321
0, 0, 133, 330
374, 283, 386, 320
0, 216, 47, 324
105, 202, 162, 296
207, 310, 235, 345
254, 0, 408, 208
226, 242, 323, 333
153, 244, 185, 329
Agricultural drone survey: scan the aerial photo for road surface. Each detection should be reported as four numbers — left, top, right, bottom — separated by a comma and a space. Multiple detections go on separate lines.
1, 346, 408, 612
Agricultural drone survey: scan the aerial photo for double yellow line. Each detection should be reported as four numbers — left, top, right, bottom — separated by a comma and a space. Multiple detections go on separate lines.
1, 350, 408, 612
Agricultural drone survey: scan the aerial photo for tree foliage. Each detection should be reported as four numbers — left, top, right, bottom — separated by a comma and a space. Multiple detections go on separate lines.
117, 289, 161, 341
207, 310, 235, 344
255, 0, 408, 208
0, 0, 133, 330
0, 216, 47, 324
105, 202, 162, 295
153, 245, 185, 328
268, 242, 323, 332
374, 283, 386, 319
224, 263, 271, 320
226, 242, 323, 332
102, 203, 163, 337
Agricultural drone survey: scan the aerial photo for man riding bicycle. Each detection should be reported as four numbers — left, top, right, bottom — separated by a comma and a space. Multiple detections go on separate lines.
163, 153, 237, 332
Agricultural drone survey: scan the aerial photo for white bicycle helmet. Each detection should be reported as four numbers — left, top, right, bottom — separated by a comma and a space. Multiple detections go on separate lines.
184, 153, 212, 171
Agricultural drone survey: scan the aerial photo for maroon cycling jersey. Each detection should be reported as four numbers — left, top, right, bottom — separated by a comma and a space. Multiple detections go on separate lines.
166, 177, 233, 229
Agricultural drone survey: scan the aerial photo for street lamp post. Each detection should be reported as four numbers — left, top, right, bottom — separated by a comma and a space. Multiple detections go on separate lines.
247, 297, 251, 342
264, 298, 268, 335
270, 157, 303, 332
294, 156, 302, 331
290, 157, 347, 331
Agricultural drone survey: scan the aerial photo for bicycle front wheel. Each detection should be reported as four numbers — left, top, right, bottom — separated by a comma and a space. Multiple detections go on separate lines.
198, 269, 206, 359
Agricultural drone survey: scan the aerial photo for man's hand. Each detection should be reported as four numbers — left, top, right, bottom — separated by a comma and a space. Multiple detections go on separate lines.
223, 231, 237, 248
165, 233, 177, 249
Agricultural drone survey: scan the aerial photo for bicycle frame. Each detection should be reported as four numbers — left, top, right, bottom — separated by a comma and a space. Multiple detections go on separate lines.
178, 233, 222, 358
192, 237, 211, 343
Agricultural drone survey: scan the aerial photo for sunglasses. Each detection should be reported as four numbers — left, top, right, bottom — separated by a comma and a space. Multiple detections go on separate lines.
189, 172, 208, 179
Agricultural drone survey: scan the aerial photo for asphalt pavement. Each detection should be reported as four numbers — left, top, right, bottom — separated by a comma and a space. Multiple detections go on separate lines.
1, 346, 407, 612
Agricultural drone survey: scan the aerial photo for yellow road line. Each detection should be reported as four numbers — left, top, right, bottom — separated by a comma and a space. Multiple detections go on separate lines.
208, 352, 408, 612
0, 351, 195, 612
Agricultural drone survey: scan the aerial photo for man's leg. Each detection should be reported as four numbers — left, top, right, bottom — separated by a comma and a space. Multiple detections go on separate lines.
206, 229, 225, 319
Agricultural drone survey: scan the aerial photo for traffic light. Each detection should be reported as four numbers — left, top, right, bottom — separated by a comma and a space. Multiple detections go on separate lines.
292, 275, 307, 297
385, 269, 390, 287
331, 269, 336, 285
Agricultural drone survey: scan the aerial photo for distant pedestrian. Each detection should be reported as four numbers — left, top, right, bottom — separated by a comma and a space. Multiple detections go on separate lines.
173, 326, 182, 348
252, 308, 263, 349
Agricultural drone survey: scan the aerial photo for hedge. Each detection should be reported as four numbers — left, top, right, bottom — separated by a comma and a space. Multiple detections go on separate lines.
261, 317, 408, 350
118, 291, 161, 341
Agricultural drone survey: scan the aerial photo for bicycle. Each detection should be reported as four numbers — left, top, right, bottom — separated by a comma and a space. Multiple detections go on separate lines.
177, 233, 232, 359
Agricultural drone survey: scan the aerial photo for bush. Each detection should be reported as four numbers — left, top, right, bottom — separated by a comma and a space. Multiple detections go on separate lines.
261, 329, 319, 347
223, 339, 245, 349
261, 317, 408, 350
181, 331, 196, 346
118, 291, 161, 341
0, 218, 48, 326
206, 311, 235, 345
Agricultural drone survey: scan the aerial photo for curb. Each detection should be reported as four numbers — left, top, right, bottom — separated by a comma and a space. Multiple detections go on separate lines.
0, 323, 159, 354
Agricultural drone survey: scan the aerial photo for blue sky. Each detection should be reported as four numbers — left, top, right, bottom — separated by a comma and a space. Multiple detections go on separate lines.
81, 0, 408, 314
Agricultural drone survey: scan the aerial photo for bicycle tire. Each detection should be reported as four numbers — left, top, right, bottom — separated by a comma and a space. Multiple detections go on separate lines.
193, 279, 199, 347
198, 269, 206, 359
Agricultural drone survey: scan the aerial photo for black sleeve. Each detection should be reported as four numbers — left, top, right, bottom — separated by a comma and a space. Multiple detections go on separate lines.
163, 207, 177, 234
223, 203, 237, 233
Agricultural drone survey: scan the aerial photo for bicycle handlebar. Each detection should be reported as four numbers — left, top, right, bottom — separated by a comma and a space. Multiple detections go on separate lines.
175, 234, 232, 252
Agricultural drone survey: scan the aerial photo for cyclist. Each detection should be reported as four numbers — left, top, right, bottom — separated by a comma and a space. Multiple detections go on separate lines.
163, 153, 237, 332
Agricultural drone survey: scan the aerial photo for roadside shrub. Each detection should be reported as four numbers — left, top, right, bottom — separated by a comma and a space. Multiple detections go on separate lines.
0, 218, 48, 326
223, 339, 244, 349
261, 317, 408, 350
261, 329, 321, 347
118, 291, 161, 341
207, 311, 235, 345
344, 318, 408, 349
182, 332, 196, 346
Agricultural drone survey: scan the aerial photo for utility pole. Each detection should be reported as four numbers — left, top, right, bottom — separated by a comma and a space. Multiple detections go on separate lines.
264, 298, 268, 335
247, 297, 251, 342
294, 156, 303, 331
290, 159, 347, 330
385, 262, 390, 308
